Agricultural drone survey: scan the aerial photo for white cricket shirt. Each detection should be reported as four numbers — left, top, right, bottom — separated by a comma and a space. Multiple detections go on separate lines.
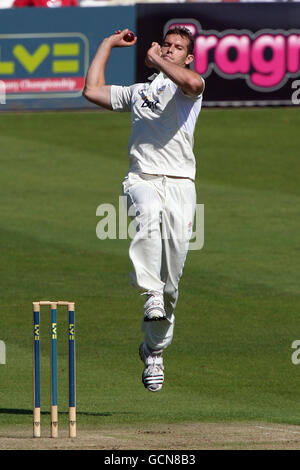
110, 72, 203, 180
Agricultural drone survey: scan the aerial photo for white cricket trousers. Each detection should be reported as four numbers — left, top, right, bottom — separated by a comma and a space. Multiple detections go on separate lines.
122, 172, 196, 351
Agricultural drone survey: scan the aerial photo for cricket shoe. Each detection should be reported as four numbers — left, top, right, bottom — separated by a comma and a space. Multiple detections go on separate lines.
143, 292, 166, 322
139, 342, 164, 392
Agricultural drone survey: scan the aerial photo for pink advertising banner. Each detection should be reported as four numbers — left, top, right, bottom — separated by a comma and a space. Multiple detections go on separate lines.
137, 3, 300, 107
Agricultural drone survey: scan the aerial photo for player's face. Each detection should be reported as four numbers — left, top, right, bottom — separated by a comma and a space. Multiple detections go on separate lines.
161, 34, 194, 67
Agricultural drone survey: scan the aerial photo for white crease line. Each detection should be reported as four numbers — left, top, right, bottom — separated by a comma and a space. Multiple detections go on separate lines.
255, 426, 300, 435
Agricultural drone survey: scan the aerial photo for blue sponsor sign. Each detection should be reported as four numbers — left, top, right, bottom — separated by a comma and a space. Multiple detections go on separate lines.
0, 6, 135, 111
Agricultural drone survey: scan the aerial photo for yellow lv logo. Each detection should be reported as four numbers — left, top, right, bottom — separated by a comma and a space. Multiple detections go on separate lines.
13, 44, 50, 73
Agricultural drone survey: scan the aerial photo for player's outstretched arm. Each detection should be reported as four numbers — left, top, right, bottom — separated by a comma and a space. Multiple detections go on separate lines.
83, 29, 137, 109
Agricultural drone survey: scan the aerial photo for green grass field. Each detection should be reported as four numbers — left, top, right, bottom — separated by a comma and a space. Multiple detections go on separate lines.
0, 107, 300, 435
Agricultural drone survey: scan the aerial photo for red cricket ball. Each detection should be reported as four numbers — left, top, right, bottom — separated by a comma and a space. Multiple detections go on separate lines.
123, 31, 135, 43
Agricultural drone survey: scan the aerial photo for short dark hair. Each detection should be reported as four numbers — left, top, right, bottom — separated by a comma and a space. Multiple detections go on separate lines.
163, 26, 195, 55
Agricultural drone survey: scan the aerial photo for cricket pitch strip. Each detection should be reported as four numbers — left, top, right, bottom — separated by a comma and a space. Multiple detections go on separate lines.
0, 421, 300, 450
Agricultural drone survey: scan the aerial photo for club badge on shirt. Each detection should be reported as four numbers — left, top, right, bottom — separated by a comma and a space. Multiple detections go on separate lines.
139, 89, 159, 111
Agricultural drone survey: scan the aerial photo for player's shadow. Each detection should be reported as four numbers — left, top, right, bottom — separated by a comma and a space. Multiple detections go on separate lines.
0, 408, 132, 417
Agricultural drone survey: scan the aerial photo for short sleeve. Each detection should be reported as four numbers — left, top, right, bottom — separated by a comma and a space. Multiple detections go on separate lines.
111, 85, 133, 112
170, 77, 205, 101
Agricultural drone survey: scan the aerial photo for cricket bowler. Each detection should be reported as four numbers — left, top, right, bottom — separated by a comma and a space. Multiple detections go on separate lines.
83, 26, 204, 392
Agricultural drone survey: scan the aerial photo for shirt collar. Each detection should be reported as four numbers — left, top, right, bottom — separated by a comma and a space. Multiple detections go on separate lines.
147, 73, 158, 82
147, 72, 168, 82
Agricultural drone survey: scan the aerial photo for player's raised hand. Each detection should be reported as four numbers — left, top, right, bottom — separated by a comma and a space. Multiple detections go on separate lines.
108, 29, 137, 48
145, 42, 162, 68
